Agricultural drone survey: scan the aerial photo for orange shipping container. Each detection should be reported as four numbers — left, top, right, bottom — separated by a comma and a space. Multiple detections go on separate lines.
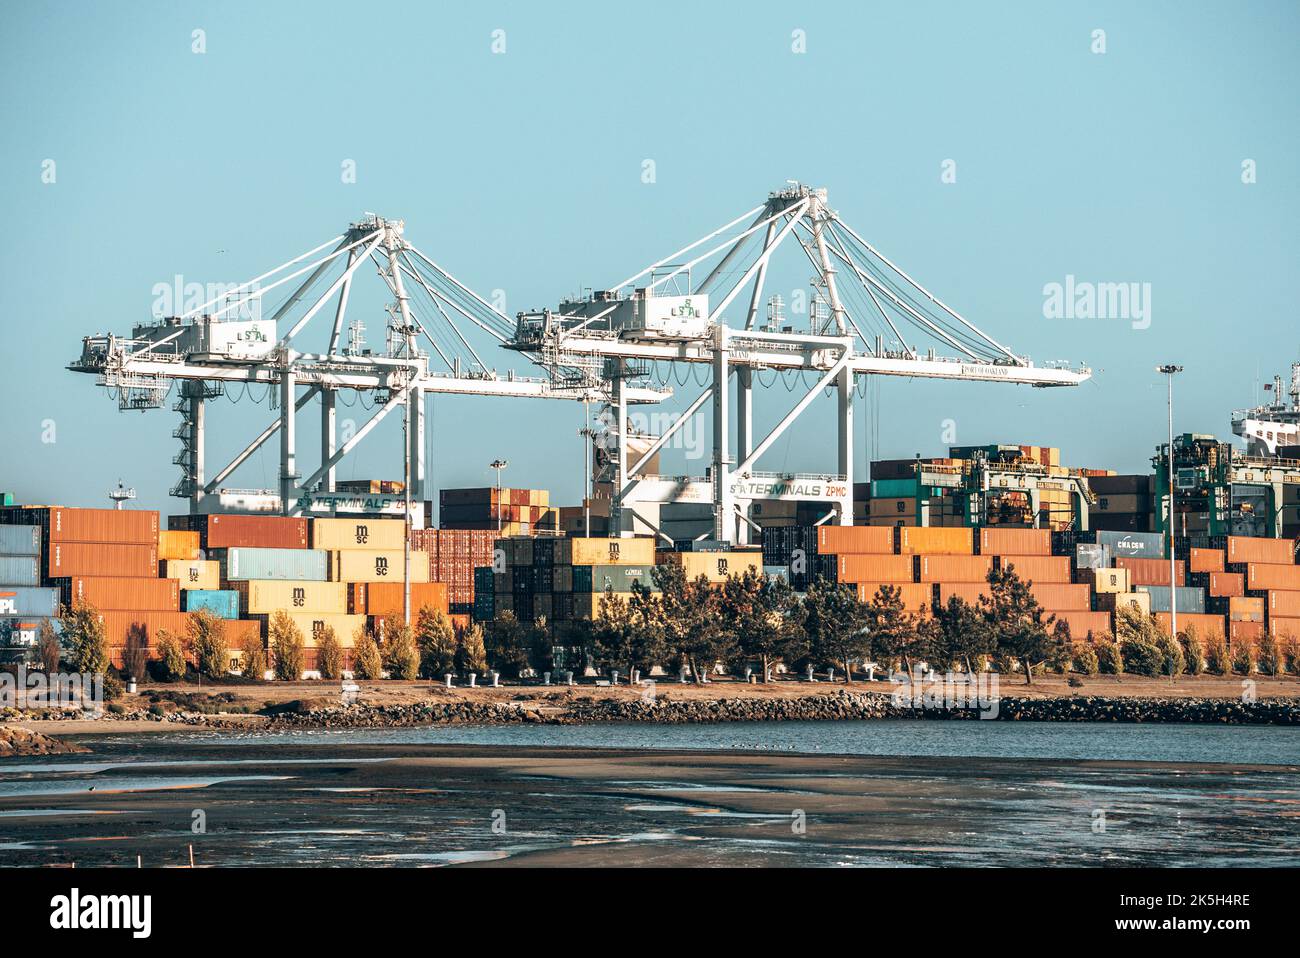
34, 507, 159, 544
1030, 583, 1092, 610
1269, 615, 1300, 639
817, 525, 894, 555
1227, 596, 1264, 622
1116, 556, 1185, 586
360, 581, 450, 617
63, 575, 179, 612
187, 514, 308, 550
1226, 536, 1294, 565
978, 528, 1050, 556
916, 555, 992, 583
1246, 563, 1300, 592
935, 582, 990, 606
837, 554, 914, 584
48, 542, 158, 578
1053, 611, 1112, 639
896, 527, 974, 556
1228, 620, 1264, 642
996, 555, 1072, 583
98, 611, 193, 648
158, 529, 201, 561
1266, 591, 1300, 618
1208, 572, 1244, 597
1188, 548, 1225, 573
854, 582, 933, 610
1154, 612, 1225, 638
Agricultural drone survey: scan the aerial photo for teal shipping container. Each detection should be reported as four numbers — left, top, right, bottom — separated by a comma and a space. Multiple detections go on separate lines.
0, 586, 59, 617
871, 478, 918, 498
0, 557, 41, 588
219, 548, 329, 581
0, 526, 40, 556
572, 564, 659, 593
184, 589, 241, 619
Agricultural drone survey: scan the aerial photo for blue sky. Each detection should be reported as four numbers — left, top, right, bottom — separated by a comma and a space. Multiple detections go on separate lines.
2, 1, 1297, 513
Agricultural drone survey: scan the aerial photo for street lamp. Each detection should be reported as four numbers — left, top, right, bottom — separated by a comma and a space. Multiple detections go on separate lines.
1157, 365, 1183, 647
489, 459, 509, 533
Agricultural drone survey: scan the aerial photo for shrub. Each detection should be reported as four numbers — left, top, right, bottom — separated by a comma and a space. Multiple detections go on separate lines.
1071, 642, 1099, 676
1095, 635, 1124, 675
458, 624, 489, 675
1067, 676, 1084, 688
1203, 631, 1229, 675
381, 618, 419, 680
122, 625, 149, 683
186, 610, 229, 680
61, 601, 109, 677
316, 627, 342, 680
240, 633, 267, 681
1119, 638, 1162, 677
1181, 626, 1205, 675
36, 620, 62, 674
1231, 639, 1256, 676
1155, 632, 1185, 677
1280, 634, 1300, 675
154, 631, 186, 682
1255, 631, 1280, 677
416, 607, 457, 679
268, 611, 305, 681
352, 629, 383, 680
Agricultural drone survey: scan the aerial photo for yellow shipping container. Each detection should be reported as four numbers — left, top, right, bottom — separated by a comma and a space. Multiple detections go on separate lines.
660, 551, 761, 583
1094, 591, 1151, 615
232, 580, 347, 615
158, 529, 200, 561
331, 550, 431, 583
573, 591, 636, 619
1078, 567, 1130, 594
161, 559, 220, 590
559, 537, 657, 566
276, 613, 368, 647
312, 518, 407, 551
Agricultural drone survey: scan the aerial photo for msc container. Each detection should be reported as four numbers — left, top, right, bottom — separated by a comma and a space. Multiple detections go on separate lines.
361, 581, 450, 617
572, 565, 659, 593
1115, 556, 1185, 586
311, 517, 407, 551
1135, 585, 1206, 613
1154, 612, 1224, 637
896, 527, 973, 556
995, 555, 1072, 583
557, 537, 657, 566
157, 529, 201, 561
1266, 590, 1300, 618
1245, 562, 1300, 592
1077, 567, 1130, 594
1226, 536, 1294, 565
161, 559, 220, 590
0, 556, 40, 587
1188, 547, 1225, 573
1094, 530, 1164, 559
61, 575, 179, 612
816, 525, 894, 555
48, 542, 158, 578
27, 507, 159, 544
836, 553, 914, 584
1051, 611, 1113, 638
977, 528, 1050, 556
0, 525, 40, 555
916, 555, 991, 583
658, 552, 760, 583
230, 580, 347, 615
223, 548, 329, 582
177, 514, 309, 550
267, 612, 367, 647
331, 550, 431, 583
184, 590, 240, 619
0, 586, 59, 617
1029, 583, 1092, 611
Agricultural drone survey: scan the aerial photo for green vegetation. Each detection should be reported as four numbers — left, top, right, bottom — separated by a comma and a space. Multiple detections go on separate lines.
381, 617, 419, 680
60, 600, 108, 677
351, 626, 382, 680
186, 609, 229, 680
316, 627, 342, 680
416, 606, 458, 678
269, 610, 305, 681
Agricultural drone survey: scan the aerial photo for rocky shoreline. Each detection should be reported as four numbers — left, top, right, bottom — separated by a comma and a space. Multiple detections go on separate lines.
0, 726, 89, 757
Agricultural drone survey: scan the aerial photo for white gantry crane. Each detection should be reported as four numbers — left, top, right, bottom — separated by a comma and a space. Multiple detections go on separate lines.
511, 184, 1091, 545
69, 214, 669, 520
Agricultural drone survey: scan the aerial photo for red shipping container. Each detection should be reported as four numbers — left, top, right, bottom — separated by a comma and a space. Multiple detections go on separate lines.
1030, 583, 1092, 610
62, 575, 179, 612
1116, 556, 1185, 586
837, 554, 914, 583
1207, 572, 1244, 597
23, 506, 159, 544
49, 542, 158, 578
916, 555, 992, 583
194, 514, 308, 549
1246, 563, 1300, 591
1188, 548, 1225, 573
1228, 620, 1264, 642
978, 528, 1050, 556
1226, 536, 1294, 565
994, 555, 1072, 583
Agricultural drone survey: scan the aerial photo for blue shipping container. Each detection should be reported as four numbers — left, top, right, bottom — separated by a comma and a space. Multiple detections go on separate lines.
0, 616, 59, 648
184, 589, 241, 619
0, 526, 41, 556
220, 548, 329, 581
0, 556, 41, 587
0, 586, 60, 617
1135, 585, 1206, 614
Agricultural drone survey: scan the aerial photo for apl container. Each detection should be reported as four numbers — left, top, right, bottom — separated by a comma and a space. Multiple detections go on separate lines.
0, 616, 58, 648
0, 587, 59, 617
0, 525, 40, 555
0, 556, 40, 587
221, 548, 329, 582
184, 589, 241, 619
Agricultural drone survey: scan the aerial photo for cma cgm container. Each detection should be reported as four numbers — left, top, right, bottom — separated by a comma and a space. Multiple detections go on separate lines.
48, 542, 158, 578
231, 580, 347, 615
0, 587, 59, 617
14, 507, 159, 544
332, 550, 432, 583
573, 565, 659, 593
557, 537, 656, 566
896, 527, 973, 556
222, 548, 329, 582
161, 559, 220, 590
184, 589, 241, 619
0, 525, 40, 555
60, 575, 179, 611
1093, 530, 1164, 559
312, 518, 406, 551
173, 514, 308, 550
0, 556, 40, 587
